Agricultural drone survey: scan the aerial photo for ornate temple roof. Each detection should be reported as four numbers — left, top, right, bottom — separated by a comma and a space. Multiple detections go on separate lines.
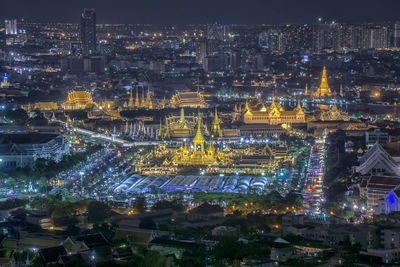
356, 142, 400, 176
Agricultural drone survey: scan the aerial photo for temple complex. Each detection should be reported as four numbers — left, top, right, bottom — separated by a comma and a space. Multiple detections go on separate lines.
171, 118, 220, 165
128, 86, 153, 109
62, 91, 95, 110
310, 103, 350, 121
243, 98, 306, 125
171, 91, 207, 108
165, 108, 208, 138
313, 67, 332, 98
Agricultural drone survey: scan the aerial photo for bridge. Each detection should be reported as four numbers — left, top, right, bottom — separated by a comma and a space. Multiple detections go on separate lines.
71, 127, 161, 147
70, 127, 252, 147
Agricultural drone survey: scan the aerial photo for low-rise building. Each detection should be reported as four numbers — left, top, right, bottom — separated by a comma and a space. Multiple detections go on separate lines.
0, 133, 69, 169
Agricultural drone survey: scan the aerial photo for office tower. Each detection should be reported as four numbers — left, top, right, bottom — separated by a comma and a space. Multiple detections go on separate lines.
369, 26, 389, 48
259, 28, 284, 52
203, 55, 220, 72
80, 8, 97, 55
0, 29, 5, 49
258, 31, 269, 48
395, 22, 400, 47
229, 51, 241, 70
196, 38, 212, 64
5, 19, 17, 35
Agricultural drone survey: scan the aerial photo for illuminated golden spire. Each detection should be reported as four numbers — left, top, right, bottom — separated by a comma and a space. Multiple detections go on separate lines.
165, 117, 170, 138
128, 86, 134, 108
314, 67, 331, 98
295, 98, 305, 115
271, 97, 277, 108
135, 85, 140, 107
331, 102, 338, 111
208, 139, 216, 158
146, 87, 153, 109
193, 114, 205, 152
183, 140, 189, 155
178, 108, 188, 129
305, 83, 308, 96
244, 100, 252, 116
211, 107, 222, 137
141, 87, 145, 107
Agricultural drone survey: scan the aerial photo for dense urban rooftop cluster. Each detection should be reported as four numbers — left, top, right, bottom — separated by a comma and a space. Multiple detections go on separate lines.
2, 7, 400, 266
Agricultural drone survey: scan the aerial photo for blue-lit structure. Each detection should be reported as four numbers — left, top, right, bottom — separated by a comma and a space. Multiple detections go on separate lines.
384, 189, 400, 214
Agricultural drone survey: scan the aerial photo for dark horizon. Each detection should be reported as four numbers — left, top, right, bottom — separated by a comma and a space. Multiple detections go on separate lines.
1, 0, 400, 25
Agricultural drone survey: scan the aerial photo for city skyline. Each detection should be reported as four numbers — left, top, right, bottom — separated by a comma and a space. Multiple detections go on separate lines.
2, 4, 400, 266
2, 0, 400, 24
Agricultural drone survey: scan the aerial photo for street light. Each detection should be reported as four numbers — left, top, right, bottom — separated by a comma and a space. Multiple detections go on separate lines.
79, 171, 84, 195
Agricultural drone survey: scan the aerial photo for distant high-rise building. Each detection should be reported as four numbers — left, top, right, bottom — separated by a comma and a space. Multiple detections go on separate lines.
203, 55, 220, 72
196, 38, 212, 64
5, 19, 17, 35
229, 51, 241, 70
395, 22, 400, 47
369, 26, 388, 49
80, 8, 97, 55
207, 23, 224, 41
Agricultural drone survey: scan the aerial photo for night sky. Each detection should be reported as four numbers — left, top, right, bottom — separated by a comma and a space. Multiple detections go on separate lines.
2, 0, 400, 24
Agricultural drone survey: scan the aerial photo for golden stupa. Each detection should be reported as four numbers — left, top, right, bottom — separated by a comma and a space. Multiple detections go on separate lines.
313, 67, 332, 98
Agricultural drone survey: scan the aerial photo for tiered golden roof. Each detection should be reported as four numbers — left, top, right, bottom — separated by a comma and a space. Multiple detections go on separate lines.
316, 103, 350, 121
33, 102, 58, 110
62, 91, 94, 110
243, 98, 306, 125
171, 91, 207, 108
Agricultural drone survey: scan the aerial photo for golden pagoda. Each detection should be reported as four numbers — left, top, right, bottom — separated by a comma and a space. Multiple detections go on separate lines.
193, 117, 206, 154
313, 67, 332, 98
141, 88, 145, 107
211, 107, 222, 137
160, 96, 167, 109
135, 85, 140, 107
145, 87, 153, 109
293, 98, 305, 115
128, 87, 134, 108
179, 108, 188, 129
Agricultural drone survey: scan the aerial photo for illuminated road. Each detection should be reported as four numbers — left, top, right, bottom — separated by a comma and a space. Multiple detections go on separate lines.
303, 137, 326, 215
